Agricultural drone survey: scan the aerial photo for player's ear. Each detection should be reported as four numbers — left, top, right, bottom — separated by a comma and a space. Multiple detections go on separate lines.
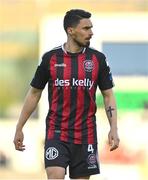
67, 27, 74, 35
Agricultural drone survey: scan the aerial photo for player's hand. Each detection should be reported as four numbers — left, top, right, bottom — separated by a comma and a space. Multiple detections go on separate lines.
108, 128, 120, 151
13, 130, 25, 151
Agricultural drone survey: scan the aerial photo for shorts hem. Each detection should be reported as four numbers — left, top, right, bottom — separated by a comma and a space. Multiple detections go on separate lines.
45, 164, 66, 169
70, 170, 100, 179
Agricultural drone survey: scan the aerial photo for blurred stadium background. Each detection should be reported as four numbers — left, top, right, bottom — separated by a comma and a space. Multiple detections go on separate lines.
0, 0, 148, 179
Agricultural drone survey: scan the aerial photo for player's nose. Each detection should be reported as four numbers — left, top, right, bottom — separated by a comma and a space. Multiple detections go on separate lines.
89, 29, 93, 36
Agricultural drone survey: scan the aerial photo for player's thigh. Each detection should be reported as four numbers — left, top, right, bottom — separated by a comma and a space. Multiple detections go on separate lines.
46, 166, 65, 179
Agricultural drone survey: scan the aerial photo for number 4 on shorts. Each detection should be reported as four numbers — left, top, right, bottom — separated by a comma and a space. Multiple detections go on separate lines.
88, 144, 94, 153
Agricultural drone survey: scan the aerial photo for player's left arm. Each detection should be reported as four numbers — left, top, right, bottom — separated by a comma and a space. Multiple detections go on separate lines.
101, 88, 120, 151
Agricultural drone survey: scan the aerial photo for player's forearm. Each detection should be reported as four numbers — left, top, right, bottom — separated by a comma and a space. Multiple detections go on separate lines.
105, 97, 117, 129
16, 87, 42, 131
102, 89, 117, 129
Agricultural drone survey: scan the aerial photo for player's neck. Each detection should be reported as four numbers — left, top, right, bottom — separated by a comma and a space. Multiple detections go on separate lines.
64, 41, 83, 54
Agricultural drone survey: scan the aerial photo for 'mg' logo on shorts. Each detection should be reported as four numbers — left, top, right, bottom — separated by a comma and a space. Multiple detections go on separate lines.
46, 147, 59, 160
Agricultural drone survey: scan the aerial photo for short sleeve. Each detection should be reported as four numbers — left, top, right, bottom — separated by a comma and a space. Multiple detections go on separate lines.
98, 55, 114, 90
30, 52, 50, 89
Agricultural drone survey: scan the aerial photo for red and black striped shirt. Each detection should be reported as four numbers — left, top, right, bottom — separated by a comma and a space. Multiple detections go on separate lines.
31, 45, 114, 144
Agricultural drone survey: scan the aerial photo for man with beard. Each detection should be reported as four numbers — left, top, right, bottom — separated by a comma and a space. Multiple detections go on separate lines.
13, 9, 119, 179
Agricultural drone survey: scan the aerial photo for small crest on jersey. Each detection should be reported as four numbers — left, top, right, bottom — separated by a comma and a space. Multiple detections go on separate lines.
83, 60, 94, 72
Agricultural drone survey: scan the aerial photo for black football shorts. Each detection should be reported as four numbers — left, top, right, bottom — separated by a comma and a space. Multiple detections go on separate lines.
44, 140, 100, 178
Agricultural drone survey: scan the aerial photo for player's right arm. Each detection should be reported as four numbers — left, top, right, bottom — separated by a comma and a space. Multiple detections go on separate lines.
13, 51, 51, 151
13, 87, 43, 151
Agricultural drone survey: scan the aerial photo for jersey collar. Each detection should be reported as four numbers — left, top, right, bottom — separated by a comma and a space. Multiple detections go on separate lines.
62, 44, 86, 55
